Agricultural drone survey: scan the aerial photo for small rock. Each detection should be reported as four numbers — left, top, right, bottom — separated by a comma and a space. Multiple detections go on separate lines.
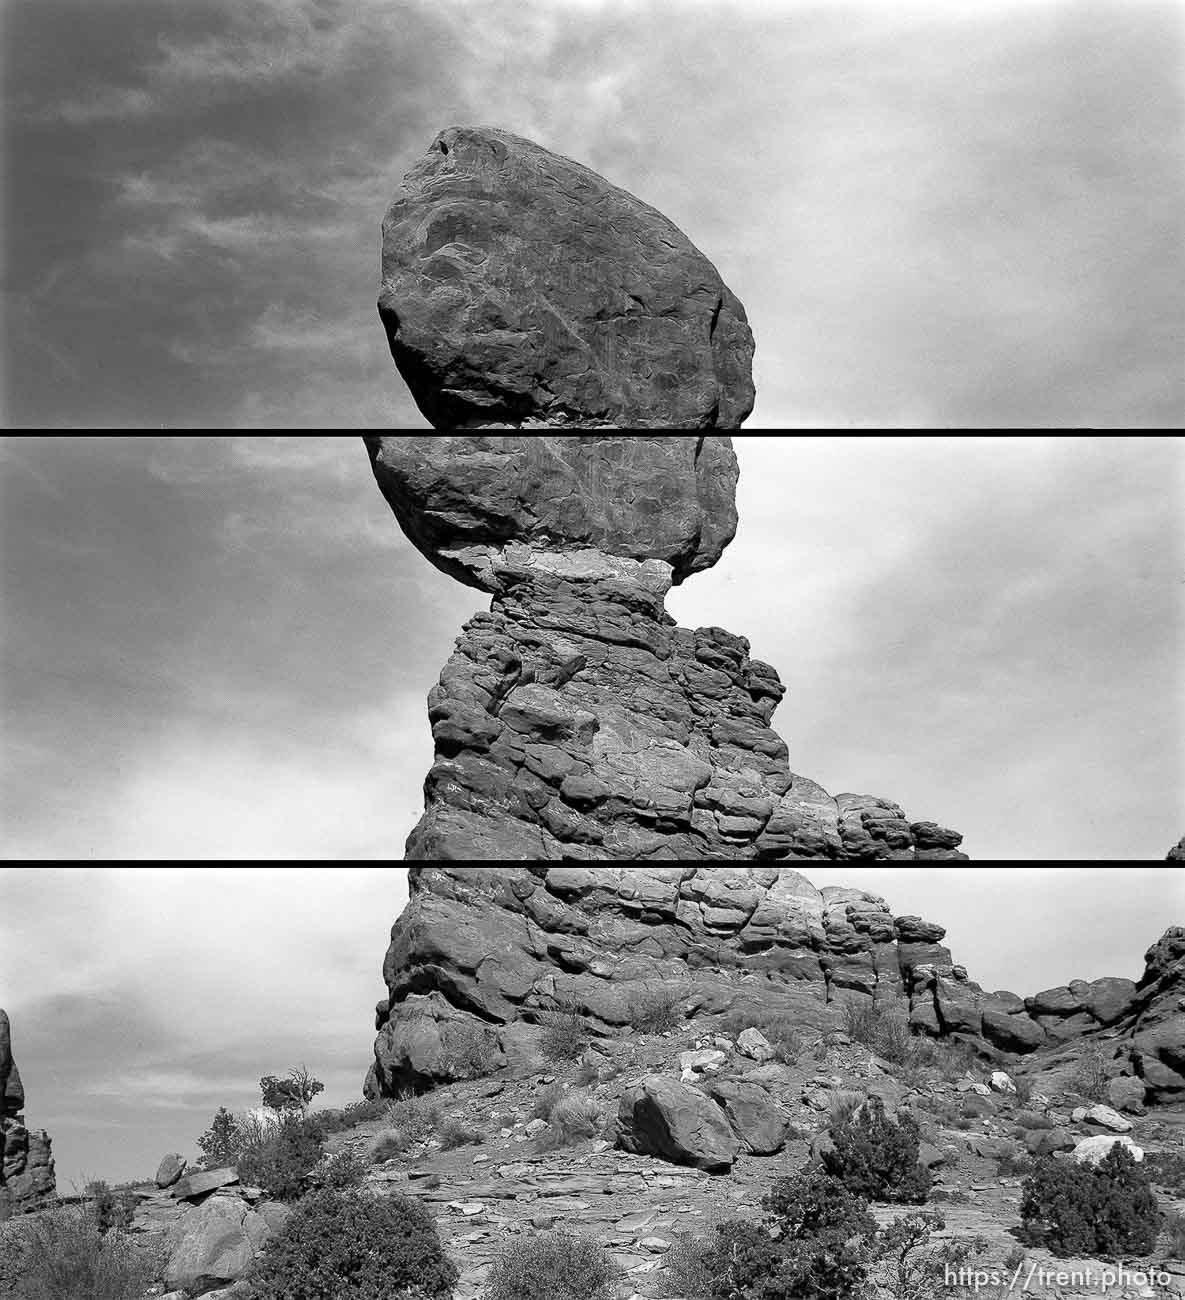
1078, 1104, 1133, 1133
736, 1029, 775, 1064
990, 1071, 1016, 1095
639, 1237, 672, 1253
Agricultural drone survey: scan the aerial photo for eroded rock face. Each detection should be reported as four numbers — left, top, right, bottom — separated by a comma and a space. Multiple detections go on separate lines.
364, 435, 739, 591
379, 127, 755, 429
0, 1010, 56, 1220
365, 870, 1185, 1109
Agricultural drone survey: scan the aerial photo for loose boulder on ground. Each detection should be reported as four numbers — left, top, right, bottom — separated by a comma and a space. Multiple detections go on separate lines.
1072, 1135, 1144, 1167
700, 1080, 787, 1156
617, 1075, 740, 1173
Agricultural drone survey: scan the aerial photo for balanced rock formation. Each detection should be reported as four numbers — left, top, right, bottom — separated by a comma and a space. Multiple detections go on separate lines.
365, 434, 966, 862
379, 127, 755, 429
365, 869, 1185, 1110
0, 1010, 55, 1219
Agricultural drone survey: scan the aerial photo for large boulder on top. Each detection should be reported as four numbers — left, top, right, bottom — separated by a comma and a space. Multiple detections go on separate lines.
364, 434, 740, 592
378, 126, 755, 430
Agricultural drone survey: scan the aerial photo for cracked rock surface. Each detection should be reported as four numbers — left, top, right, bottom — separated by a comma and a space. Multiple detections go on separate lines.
379, 126, 755, 429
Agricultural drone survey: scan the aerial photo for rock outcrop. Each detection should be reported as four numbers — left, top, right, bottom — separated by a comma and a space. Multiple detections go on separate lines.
365, 434, 966, 863
365, 869, 1185, 1110
0, 1010, 55, 1219
379, 127, 755, 429
1168, 837, 1185, 861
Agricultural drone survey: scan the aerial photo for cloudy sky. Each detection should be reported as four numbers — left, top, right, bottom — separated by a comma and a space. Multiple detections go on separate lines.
2, 434, 1182, 862
4, 0, 1183, 428
0, 865, 1179, 1192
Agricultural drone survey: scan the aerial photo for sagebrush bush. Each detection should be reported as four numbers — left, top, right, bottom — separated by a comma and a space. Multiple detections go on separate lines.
871, 1212, 989, 1300
440, 1118, 483, 1151
822, 1095, 932, 1204
541, 1008, 588, 1064
665, 1233, 716, 1300
386, 1092, 441, 1149
250, 1189, 459, 1300
441, 1022, 501, 1079
534, 1082, 566, 1122
539, 1094, 603, 1150
1020, 1144, 1159, 1257
7, 1209, 159, 1300
485, 1229, 621, 1300
312, 1097, 392, 1136
705, 1170, 877, 1300
84, 1181, 137, 1235
626, 987, 683, 1034
236, 1114, 325, 1202
996, 1151, 1035, 1179
311, 1148, 367, 1191
841, 1000, 881, 1048
1071, 1047, 1111, 1103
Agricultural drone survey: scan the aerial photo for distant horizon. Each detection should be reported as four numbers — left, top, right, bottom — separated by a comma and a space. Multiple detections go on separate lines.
0, 866, 1180, 1193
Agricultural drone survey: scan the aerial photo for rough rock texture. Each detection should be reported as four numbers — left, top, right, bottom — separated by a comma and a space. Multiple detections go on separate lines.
1169, 837, 1185, 861
0, 1010, 55, 1220
366, 870, 1185, 1110
364, 435, 739, 591
617, 1075, 740, 1172
366, 435, 965, 863
165, 1193, 290, 1293
379, 127, 755, 429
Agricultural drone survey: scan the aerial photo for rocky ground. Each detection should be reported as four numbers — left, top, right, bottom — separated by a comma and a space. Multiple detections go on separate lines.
3, 1019, 1183, 1300
343, 1024, 1183, 1300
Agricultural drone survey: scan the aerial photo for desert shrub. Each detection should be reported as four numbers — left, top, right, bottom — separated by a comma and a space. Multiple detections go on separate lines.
665, 1233, 716, 1300
1014, 1112, 1054, 1132
539, 1094, 603, 1150
823, 1095, 932, 1204
720, 1010, 803, 1064
574, 1057, 601, 1088
440, 1118, 483, 1151
1163, 1210, 1185, 1261
310, 1148, 367, 1192
874, 1013, 914, 1066
250, 1189, 459, 1300
841, 1000, 881, 1049
441, 1022, 501, 1079
870, 1211, 989, 1300
626, 987, 684, 1035
373, 1134, 410, 1163
312, 1098, 393, 1137
705, 1169, 877, 1300
541, 1008, 589, 1064
8, 1208, 160, 1300
932, 1041, 981, 1082
534, 1082, 566, 1122
1019, 1144, 1159, 1257
236, 1114, 325, 1201
486, 1229, 622, 1300
1146, 1149, 1185, 1196
197, 1105, 248, 1169
386, 1091, 441, 1149
1071, 1046, 1111, 1103
829, 1091, 867, 1129
1012, 1075, 1034, 1104
84, 1181, 137, 1235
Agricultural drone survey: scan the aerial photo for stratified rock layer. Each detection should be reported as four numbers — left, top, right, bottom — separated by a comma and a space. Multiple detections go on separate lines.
379, 127, 755, 429
365, 870, 1185, 1109
364, 435, 739, 591
0, 1010, 55, 1219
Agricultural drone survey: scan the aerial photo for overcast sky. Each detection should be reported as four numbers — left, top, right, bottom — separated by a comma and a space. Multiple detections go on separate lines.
2, 434, 1182, 861
4, 0, 1183, 428
0, 866, 1179, 1192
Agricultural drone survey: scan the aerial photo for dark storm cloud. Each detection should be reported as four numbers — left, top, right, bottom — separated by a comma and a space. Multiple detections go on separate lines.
4, 0, 1182, 427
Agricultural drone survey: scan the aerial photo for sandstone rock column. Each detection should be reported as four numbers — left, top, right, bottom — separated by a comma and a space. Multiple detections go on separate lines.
0, 1009, 56, 1219
364, 435, 966, 863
